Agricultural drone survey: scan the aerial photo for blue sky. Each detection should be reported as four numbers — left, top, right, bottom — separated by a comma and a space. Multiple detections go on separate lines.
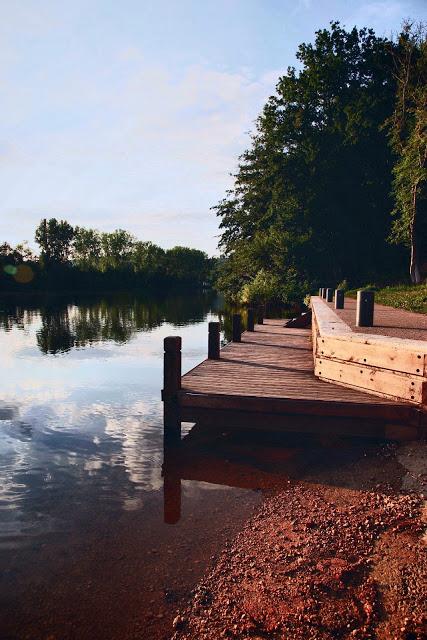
1, 1, 426, 255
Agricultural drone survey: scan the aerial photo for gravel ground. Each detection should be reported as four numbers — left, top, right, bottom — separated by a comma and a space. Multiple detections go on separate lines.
171, 442, 427, 640
327, 298, 427, 342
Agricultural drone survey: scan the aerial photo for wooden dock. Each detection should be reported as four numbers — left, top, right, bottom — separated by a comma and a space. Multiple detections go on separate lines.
162, 318, 425, 441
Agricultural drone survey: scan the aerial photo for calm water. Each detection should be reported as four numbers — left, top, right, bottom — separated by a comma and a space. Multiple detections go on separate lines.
0, 292, 261, 640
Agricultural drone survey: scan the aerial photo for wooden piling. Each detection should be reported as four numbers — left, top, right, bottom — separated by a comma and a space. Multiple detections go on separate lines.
321, 288, 326, 298
247, 308, 255, 332
356, 290, 375, 327
318, 287, 323, 296
232, 314, 242, 342
208, 321, 220, 359
257, 306, 264, 325
326, 288, 333, 302
335, 289, 344, 309
163, 336, 182, 442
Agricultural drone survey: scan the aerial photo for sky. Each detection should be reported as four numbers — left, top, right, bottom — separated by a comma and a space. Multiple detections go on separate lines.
1, 1, 427, 255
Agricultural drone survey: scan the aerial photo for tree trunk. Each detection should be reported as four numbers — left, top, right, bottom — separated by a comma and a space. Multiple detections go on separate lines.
409, 184, 422, 284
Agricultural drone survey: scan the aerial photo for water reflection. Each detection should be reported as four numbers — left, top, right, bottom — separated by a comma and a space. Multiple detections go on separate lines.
0, 291, 265, 640
162, 427, 316, 525
0, 291, 219, 354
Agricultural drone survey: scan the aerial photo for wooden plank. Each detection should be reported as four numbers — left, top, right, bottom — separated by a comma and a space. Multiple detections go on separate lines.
179, 406, 420, 440
179, 391, 419, 424
318, 334, 427, 376
315, 356, 427, 405
311, 296, 352, 336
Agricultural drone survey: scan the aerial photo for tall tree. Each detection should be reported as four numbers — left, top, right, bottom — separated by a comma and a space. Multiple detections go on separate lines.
35, 218, 74, 266
387, 23, 427, 283
215, 23, 407, 303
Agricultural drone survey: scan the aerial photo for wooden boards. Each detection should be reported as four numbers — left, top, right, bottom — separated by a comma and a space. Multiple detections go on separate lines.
177, 319, 423, 439
311, 296, 427, 409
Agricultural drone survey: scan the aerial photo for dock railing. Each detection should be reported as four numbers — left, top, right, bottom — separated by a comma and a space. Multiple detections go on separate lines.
311, 295, 427, 409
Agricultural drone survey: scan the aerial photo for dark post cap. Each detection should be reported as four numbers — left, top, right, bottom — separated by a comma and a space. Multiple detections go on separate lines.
164, 336, 182, 352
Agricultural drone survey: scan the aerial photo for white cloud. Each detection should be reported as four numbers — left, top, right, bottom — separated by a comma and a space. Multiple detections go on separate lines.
0, 51, 279, 252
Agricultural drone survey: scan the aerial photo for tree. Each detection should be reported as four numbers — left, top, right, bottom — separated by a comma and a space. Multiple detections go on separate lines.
73, 227, 102, 270
131, 241, 165, 277
100, 229, 135, 271
35, 218, 74, 266
165, 246, 209, 284
387, 22, 427, 283
215, 22, 407, 302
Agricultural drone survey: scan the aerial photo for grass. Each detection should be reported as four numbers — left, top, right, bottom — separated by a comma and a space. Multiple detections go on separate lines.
346, 283, 427, 314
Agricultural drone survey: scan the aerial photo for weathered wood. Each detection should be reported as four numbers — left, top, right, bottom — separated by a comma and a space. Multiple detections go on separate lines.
179, 391, 419, 424
232, 313, 242, 342
178, 406, 420, 440
326, 288, 333, 302
318, 334, 427, 377
335, 289, 344, 309
315, 356, 427, 405
321, 288, 327, 298
318, 287, 323, 296
311, 296, 352, 336
208, 321, 220, 359
247, 308, 255, 332
356, 290, 375, 327
257, 306, 264, 325
163, 336, 182, 441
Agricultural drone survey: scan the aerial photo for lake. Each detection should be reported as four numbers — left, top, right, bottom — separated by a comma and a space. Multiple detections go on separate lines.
0, 292, 262, 640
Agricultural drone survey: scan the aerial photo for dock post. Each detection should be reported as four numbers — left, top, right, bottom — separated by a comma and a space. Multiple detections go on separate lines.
321, 288, 326, 299
232, 314, 242, 342
356, 290, 375, 327
208, 321, 220, 359
163, 336, 182, 443
163, 439, 181, 525
257, 306, 264, 325
326, 288, 333, 302
335, 289, 344, 309
318, 287, 322, 296
247, 308, 255, 332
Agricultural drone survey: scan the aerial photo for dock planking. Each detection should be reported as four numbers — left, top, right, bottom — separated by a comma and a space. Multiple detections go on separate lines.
172, 320, 424, 439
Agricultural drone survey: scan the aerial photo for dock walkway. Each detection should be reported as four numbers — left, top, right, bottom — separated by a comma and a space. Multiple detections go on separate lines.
175, 319, 423, 440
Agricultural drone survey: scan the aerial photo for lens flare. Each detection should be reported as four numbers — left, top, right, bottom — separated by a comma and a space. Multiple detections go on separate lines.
4, 264, 17, 275
14, 264, 34, 284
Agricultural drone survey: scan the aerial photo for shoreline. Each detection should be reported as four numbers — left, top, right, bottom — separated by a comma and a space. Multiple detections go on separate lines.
172, 440, 427, 640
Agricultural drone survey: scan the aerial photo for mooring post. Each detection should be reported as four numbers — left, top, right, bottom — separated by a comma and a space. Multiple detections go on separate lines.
163, 436, 182, 524
318, 287, 322, 296
326, 288, 333, 302
232, 313, 242, 342
356, 290, 375, 327
257, 306, 264, 325
247, 308, 255, 332
335, 289, 344, 309
321, 288, 326, 299
208, 321, 220, 359
163, 336, 182, 443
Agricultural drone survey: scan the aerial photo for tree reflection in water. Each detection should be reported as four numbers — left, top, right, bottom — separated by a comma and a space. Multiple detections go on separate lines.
0, 291, 219, 354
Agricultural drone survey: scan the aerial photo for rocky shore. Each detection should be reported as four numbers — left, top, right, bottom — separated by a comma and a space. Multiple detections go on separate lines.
171, 441, 427, 640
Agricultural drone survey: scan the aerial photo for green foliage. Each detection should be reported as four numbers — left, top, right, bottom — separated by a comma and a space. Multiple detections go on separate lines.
215, 22, 409, 305
336, 278, 349, 291
347, 283, 427, 313
240, 269, 281, 305
165, 246, 209, 284
3, 219, 215, 292
73, 227, 102, 270
35, 218, 74, 265
386, 22, 427, 283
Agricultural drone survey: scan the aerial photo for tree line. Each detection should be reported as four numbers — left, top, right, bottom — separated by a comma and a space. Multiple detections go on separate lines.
1, 219, 216, 291
214, 22, 427, 306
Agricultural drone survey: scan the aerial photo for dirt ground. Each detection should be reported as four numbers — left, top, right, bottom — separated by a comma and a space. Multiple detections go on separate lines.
171, 439, 427, 640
